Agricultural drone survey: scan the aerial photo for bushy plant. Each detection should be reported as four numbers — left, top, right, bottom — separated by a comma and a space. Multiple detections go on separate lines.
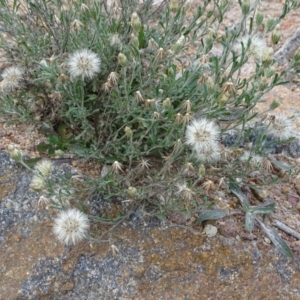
2, 0, 300, 256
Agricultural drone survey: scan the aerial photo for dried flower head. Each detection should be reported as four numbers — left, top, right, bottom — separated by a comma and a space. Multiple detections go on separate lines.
185, 118, 220, 153
71, 19, 83, 31
67, 49, 101, 80
202, 179, 215, 192
138, 158, 152, 170
222, 81, 236, 94
176, 181, 194, 201
182, 113, 193, 126
135, 90, 144, 103
175, 113, 183, 124
155, 48, 165, 61
185, 162, 195, 172
102, 82, 112, 93
53, 208, 90, 245
107, 72, 119, 86
234, 35, 266, 61
265, 113, 294, 139
34, 159, 53, 177
152, 111, 160, 119
148, 38, 158, 51
111, 161, 123, 174
1, 66, 23, 91
262, 157, 274, 172
182, 99, 192, 113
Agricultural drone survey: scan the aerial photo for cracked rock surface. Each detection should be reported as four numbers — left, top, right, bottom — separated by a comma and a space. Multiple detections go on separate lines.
1, 150, 300, 299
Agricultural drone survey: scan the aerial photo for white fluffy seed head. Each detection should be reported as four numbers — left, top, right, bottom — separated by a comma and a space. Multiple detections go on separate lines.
234, 35, 266, 61
34, 159, 53, 177
53, 208, 90, 245
265, 113, 294, 140
67, 49, 101, 80
1, 66, 23, 91
194, 141, 221, 163
185, 118, 220, 153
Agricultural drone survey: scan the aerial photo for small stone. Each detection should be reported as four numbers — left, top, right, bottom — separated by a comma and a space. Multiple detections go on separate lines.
204, 224, 218, 238
251, 187, 269, 201
264, 237, 271, 244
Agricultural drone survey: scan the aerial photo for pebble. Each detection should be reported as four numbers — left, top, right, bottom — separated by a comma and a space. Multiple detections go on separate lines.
204, 224, 218, 238
264, 237, 271, 244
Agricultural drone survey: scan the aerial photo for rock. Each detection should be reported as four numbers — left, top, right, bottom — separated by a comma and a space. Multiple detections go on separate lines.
204, 224, 218, 238
1, 145, 300, 299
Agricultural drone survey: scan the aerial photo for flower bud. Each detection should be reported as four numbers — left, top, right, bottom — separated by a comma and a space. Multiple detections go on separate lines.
10, 148, 22, 162
130, 33, 139, 48
127, 186, 137, 197
130, 12, 141, 33
198, 164, 206, 177
163, 97, 171, 109
118, 53, 127, 67
262, 47, 274, 67
256, 12, 264, 26
29, 175, 46, 191
218, 92, 230, 107
259, 77, 268, 91
7, 144, 14, 151
293, 48, 300, 62
271, 25, 281, 45
169, 0, 180, 13
124, 126, 132, 138
269, 99, 280, 110
205, 76, 215, 93
39, 59, 48, 68
173, 35, 186, 54
265, 66, 275, 78
241, 1, 250, 15
266, 17, 275, 31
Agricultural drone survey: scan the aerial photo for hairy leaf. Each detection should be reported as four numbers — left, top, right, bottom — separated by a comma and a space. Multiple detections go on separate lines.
196, 209, 226, 224
257, 219, 294, 259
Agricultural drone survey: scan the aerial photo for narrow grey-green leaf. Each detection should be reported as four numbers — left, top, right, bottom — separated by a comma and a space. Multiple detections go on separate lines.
252, 199, 275, 214
245, 212, 255, 231
229, 182, 250, 211
268, 156, 293, 171
196, 209, 226, 224
256, 219, 294, 259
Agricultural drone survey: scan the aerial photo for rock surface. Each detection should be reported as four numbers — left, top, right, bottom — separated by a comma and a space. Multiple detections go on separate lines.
1, 150, 300, 299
